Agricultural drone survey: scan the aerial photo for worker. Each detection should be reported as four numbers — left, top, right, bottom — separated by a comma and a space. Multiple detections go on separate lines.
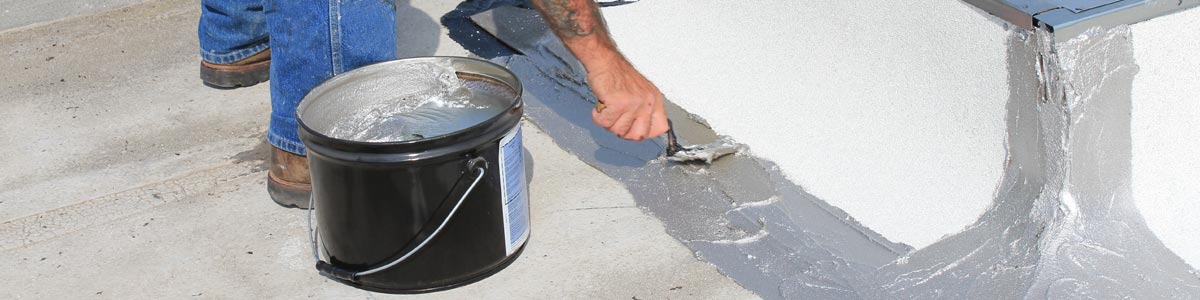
197, 0, 666, 208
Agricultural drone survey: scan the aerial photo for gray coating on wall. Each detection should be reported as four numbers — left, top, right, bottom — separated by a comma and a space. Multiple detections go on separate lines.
472, 6, 1200, 299
1023, 26, 1199, 298
876, 27, 1200, 299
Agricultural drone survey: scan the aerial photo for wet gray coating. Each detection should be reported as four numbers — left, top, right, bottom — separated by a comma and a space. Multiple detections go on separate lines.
667, 136, 746, 164
501, 53, 913, 299
486, 13, 911, 297
298, 60, 516, 143
477, 7, 1200, 299
875, 27, 1200, 299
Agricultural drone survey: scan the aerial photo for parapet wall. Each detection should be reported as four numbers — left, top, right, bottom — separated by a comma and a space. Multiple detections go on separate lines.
604, 1, 1014, 250
460, 1, 1200, 297
605, 0, 1200, 271
1130, 7, 1200, 270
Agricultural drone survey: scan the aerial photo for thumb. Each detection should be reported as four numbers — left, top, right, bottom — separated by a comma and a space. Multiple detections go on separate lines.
649, 96, 669, 137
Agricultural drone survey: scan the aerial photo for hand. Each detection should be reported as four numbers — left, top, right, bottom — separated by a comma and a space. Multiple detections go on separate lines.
527, 0, 667, 141
588, 61, 669, 141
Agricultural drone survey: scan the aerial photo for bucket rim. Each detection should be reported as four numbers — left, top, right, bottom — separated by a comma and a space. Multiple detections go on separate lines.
295, 56, 524, 150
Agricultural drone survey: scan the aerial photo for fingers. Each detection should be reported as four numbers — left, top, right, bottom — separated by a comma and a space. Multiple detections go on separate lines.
624, 109, 652, 141
622, 93, 658, 141
592, 98, 635, 137
592, 102, 615, 130
593, 97, 659, 141
586, 66, 665, 141
607, 106, 639, 138
592, 101, 620, 129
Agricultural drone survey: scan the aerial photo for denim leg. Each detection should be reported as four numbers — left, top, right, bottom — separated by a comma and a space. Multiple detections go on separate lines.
264, 0, 397, 155
198, 0, 270, 64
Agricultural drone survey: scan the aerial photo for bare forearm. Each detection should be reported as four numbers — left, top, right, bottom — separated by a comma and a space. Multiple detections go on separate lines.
532, 0, 670, 141
530, 0, 625, 71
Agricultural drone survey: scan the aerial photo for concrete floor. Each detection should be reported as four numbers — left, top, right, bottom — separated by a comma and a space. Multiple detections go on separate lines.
0, 0, 755, 298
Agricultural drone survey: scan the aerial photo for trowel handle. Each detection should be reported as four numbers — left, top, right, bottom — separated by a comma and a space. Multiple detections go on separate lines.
665, 120, 682, 156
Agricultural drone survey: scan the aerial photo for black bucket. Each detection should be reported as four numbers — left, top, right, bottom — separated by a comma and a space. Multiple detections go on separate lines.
295, 57, 529, 293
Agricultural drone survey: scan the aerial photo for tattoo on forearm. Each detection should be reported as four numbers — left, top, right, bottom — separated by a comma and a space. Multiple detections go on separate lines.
535, 0, 603, 38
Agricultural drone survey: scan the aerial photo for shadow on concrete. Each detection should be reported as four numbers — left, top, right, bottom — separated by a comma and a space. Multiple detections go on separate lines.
395, 0, 441, 58
440, 0, 522, 59
231, 134, 272, 173
523, 147, 535, 184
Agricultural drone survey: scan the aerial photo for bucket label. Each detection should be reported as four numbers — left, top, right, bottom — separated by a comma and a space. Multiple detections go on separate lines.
499, 125, 530, 255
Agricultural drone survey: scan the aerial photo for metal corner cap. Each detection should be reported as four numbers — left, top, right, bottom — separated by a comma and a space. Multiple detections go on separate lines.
1038, 0, 1200, 41
963, 0, 1199, 36
963, 0, 1039, 29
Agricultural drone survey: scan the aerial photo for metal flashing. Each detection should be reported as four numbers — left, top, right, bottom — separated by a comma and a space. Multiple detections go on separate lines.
965, 0, 1199, 39
1061, 0, 1125, 12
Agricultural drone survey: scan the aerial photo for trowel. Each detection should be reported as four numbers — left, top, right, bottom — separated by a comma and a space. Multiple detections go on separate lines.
471, 6, 743, 163
593, 102, 742, 163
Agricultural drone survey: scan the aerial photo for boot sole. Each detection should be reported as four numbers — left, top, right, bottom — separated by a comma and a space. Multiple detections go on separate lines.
268, 172, 312, 209
201, 60, 270, 89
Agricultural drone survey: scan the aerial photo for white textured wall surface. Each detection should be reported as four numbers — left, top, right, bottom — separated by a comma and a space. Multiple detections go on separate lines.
1131, 8, 1200, 270
603, 1, 1011, 249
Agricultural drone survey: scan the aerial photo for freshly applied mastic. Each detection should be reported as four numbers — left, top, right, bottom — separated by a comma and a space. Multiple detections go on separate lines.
488, 25, 1200, 299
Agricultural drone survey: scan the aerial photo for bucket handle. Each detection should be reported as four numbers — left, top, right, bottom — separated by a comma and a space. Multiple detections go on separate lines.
308, 157, 489, 282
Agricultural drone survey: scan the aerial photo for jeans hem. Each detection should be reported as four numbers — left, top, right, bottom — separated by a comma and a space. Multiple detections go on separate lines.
267, 131, 307, 156
201, 42, 270, 64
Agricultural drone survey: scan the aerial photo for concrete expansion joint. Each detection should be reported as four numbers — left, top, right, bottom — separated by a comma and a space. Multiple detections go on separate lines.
556, 205, 638, 212
0, 160, 263, 252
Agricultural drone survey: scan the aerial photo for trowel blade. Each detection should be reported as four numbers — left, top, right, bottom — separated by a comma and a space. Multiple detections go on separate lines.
668, 138, 745, 164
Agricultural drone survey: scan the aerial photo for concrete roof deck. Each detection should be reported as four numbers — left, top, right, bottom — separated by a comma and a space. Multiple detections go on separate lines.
5, 0, 1198, 298
0, 0, 756, 298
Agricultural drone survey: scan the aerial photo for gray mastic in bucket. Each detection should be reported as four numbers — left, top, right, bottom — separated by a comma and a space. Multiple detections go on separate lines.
296, 57, 530, 293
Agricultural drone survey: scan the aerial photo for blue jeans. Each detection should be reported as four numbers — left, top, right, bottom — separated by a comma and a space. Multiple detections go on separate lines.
198, 0, 396, 155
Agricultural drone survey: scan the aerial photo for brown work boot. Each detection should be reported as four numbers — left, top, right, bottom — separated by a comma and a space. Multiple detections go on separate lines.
267, 147, 312, 209
201, 49, 271, 89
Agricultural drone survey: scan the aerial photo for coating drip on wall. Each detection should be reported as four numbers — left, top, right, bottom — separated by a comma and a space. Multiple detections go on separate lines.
876, 26, 1200, 299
